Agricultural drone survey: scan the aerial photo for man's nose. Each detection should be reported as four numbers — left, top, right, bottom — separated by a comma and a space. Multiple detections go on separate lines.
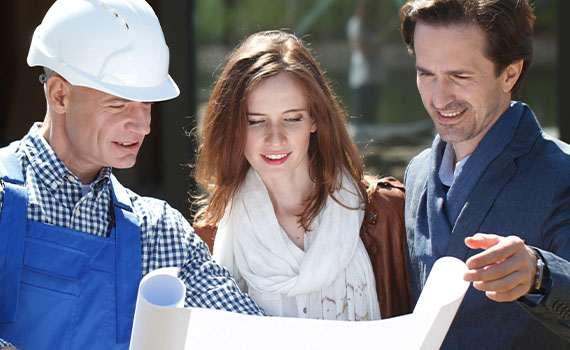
126, 103, 152, 135
432, 79, 455, 110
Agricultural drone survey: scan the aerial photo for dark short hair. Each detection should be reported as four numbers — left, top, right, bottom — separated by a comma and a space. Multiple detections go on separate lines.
400, 0, 535, 98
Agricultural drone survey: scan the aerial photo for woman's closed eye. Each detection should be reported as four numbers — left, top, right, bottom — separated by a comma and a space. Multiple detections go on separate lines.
247, 118, 264, 126
284, 114, 304, 122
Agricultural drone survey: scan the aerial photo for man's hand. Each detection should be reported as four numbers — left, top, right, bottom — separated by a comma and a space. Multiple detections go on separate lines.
463, 233, 537, 302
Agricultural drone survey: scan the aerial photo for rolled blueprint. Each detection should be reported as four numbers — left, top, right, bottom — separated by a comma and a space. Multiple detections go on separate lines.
130, 257, 470, 350
129, 267, 190, 350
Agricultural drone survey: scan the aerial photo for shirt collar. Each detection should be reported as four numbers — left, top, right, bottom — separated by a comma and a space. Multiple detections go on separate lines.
438, 142, 470, 187
437, 101, 523, 188
20, 123, 111, 191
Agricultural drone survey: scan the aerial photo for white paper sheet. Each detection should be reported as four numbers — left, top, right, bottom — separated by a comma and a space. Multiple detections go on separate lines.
130, 256, 469, 350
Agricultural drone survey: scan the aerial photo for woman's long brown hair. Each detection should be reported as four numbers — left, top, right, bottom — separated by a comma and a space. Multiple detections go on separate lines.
193, 30, 366, 231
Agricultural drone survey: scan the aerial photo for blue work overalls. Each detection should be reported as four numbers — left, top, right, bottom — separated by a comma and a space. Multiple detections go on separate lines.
0, 143, 142, 349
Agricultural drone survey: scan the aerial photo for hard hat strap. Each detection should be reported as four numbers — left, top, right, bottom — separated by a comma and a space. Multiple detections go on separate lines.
38, 68, 54, 84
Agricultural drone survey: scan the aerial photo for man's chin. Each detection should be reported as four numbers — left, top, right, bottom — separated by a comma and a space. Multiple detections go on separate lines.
111, 157, 138, 170
435, 125, 469, 143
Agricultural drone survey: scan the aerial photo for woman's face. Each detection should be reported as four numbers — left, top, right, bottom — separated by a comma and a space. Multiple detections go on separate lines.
244, 73, 316, 184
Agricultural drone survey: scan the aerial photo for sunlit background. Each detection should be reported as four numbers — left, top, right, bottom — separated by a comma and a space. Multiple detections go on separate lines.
1, 0, 564, 222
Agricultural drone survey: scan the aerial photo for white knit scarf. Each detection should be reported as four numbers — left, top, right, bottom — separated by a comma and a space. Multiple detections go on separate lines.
213, 169, 380, 320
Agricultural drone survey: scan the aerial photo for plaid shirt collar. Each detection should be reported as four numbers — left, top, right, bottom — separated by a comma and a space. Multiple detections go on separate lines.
21, 123, 112, 191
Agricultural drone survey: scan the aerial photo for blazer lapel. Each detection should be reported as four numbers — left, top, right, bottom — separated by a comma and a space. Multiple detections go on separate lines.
446, 155, 516, 260
445, 103, 541, 261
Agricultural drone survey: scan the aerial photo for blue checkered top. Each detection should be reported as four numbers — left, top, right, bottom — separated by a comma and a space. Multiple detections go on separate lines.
0, 124, 264, 347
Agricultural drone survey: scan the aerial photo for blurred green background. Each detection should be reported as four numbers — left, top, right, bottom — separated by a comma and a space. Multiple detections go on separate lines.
193, 0, 559, 179
1, 0, 561, 219
195, 0, 557, 126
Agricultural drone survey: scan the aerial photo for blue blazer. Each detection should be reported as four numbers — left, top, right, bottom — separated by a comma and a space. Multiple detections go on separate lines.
404, 103, 570, 349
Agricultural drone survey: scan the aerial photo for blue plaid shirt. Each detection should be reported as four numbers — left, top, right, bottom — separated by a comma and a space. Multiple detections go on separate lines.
0, 124, 264, 347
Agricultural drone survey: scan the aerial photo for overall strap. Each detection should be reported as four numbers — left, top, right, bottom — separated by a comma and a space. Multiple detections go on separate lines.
110, 174, 142, 344
0, 142, 27, 322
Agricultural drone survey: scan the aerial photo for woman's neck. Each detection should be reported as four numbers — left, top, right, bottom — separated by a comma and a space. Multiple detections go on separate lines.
261, 171, 314, 250
262, 171, 313, 214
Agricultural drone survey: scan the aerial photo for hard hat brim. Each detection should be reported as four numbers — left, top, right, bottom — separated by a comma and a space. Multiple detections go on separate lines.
30, 56, 181, 102
56, 62, 181, 102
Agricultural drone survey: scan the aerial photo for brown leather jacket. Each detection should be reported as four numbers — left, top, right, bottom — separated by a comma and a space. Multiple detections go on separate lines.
360, 177, 413, 318
194, 176, 413, 319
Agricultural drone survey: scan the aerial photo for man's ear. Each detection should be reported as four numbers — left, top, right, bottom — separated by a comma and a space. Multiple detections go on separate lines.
501, 59, 524, 94
46, 74, 71, 114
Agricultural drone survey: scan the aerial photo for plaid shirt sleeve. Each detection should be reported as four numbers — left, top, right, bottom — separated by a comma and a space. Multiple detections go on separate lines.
0, 127, 264, 350
0, 338, 14, 348
132, 194, 265, 316
0, 159, 265, 319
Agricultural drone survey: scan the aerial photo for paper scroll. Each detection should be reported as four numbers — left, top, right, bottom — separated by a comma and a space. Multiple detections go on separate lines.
130, 257, 469, 350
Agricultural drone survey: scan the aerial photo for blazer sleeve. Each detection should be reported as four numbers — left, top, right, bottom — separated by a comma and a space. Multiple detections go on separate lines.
518, 180, 570, 341
519, 249, 570, 342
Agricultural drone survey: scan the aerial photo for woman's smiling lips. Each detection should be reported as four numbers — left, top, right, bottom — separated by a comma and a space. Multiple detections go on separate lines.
261, 152, 291, 165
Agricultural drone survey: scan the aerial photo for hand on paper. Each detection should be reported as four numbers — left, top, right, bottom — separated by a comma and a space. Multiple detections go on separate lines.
463, 233, 536, 302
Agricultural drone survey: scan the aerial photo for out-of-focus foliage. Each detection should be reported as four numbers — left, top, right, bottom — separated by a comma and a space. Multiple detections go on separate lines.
197, 0, 405, 46
533, 0, 557, 38
196, 0, 558, 126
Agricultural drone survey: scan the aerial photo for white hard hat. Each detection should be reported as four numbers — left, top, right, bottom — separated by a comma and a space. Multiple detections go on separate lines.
27, 0, 180, 102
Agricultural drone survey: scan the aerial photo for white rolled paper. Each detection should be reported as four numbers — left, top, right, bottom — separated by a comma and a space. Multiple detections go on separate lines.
413, 256, 470, 350
129, 267, 191, 350
129, 257, 470, 350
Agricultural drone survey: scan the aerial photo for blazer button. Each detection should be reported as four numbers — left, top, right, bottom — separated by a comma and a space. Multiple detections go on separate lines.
562, 307, 570, 320
553, 300, 563, 313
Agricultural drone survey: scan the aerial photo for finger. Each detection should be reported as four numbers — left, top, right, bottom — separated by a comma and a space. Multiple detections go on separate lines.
484, 283, 531, 302
464, 233, 502, 250
471, 268, 530, 293
464, 247, 533, 283
465, 235, 525, 269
